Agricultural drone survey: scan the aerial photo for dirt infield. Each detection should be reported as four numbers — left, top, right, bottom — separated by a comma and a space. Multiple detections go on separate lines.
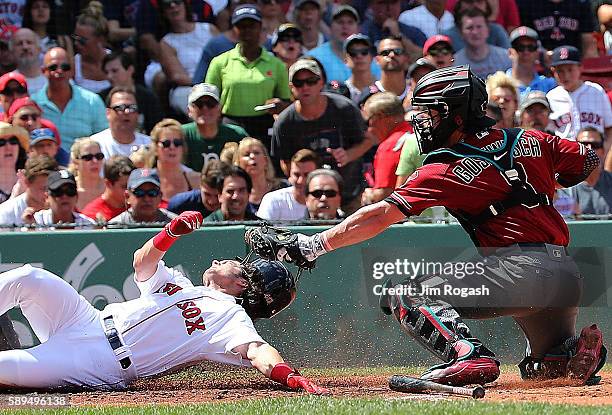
67, 365, 612, 407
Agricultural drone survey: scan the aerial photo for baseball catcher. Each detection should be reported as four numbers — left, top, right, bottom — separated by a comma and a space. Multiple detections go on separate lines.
0, 211, 328, 394
245, 65, 607, 386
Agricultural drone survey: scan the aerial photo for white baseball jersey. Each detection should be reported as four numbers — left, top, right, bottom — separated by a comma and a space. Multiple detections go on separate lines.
0, 262, 265, 390
546, 81, 612, 140
106, 261, 265, 378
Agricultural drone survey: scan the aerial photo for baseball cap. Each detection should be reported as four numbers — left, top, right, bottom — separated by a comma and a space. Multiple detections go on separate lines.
407, 57, 436, 79
509, 26, 539, 46
231, 4, 262, 26
30, 128, 58, 145
0, 72, 27, 93
289, 59, 322, 82
47, 169, 76, 191
331, 4, 359, 22
7, 97, 41, 119
271, 23, 302, 46
294, 0, 320, 8
423, 35, 453, 55
519, 91, 551, 114
343, 33, 371, 54
551, 45, 581, 67
128, 168, 160, 190
188, 83, 220, 104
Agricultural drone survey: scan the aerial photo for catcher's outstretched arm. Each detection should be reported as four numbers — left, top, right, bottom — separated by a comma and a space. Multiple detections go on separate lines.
320, 201, 405, 251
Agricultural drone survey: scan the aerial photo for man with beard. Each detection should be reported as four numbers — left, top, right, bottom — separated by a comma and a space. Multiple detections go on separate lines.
204, 165, 259, 222
9, 29, 47, 94
360, 35, 411, 109
519, 91, 553, 134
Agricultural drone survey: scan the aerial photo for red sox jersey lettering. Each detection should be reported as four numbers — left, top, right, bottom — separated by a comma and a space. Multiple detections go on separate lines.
157, 283, 206, 335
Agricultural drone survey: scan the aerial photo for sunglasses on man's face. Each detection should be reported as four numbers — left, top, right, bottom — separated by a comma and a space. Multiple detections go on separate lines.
111, 103, 139, 114
347, 47, 371, 58
514, 44, 538, 52
428, 47, 452, 56
1, 85, 27, 96
159, 138, 184, 148
46, 62, 72, 72
0, 136, 19, 147
292, 76, 320, 88
308, 189, 339, 198
193, 98, 218, 109
378, 48, 405, 57
132, 188, 161, 198
18, 113, 40, 122
79, 152, 105, 161
279, 34, 302, 43
50, 186, 77, 197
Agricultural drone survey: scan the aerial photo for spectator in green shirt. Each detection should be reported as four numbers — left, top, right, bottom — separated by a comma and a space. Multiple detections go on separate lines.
182, 83, 249, 172
205, 4, 291, 148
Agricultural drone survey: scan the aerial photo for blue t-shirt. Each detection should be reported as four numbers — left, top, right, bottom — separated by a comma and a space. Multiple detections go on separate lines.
360, 18, 427, 46
505, 68, 557, 102
193, 34, 237, 83
167, 189, 213, 217
308, 42, 382, 83
441, 23, 510, 52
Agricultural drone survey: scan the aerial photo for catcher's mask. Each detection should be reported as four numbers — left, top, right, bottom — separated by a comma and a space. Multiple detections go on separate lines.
410, 65, 495, 154
236, 254, 297, 320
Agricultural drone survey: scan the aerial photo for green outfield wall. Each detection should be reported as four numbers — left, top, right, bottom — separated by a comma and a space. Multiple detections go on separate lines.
1, 222, 611, 367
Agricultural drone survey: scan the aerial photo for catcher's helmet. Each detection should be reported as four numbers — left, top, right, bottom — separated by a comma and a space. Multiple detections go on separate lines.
410, 65, 495, 154
239, 258, 297, 320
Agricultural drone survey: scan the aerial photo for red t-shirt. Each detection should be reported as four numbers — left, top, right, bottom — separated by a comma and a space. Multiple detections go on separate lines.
81, 197, 126, 222
387, 129, 589, 247
445, 0, 520, 31
374, 121, 411, 189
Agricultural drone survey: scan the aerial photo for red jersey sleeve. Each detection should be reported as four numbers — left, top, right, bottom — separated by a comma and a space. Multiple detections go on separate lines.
547, 133, 599, 187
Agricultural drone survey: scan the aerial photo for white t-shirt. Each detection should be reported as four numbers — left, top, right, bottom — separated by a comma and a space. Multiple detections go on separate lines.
104, 261, 265, 377
14, 70, 48, 94
257, 186, 307, 221
91, 129, 152, 159
0, 193, 27, 226
547, 81, 612, 140
398, 5, 455, 39
162, 23, 216, 79
33, 209, 96, 228
74, 53, 112, 94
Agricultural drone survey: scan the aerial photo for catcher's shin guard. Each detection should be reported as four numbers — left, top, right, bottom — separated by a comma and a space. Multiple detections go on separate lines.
381, 279, 499, 385
0, 313, 20, 351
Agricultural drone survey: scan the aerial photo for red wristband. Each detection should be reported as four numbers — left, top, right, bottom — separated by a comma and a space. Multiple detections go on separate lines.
152, 228, 177, 251
270, 362, 296, 386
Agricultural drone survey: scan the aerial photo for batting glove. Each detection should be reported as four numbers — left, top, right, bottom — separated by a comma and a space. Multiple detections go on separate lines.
153, 211, 203, 251
270, 362, 330, 395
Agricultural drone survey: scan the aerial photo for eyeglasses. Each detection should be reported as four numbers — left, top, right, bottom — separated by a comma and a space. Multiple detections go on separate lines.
132, 188, 161, 198
71, 34, 88, 45
378, 48, 405, 57
18, 113, 40, 122
46, 62, 72, 72
292, 76, 320, 88
159, 138, 184, 148
308, 189, 339, 198
1, 85, 27, 96
428, 47, 452, 56
579, 141, 603, 150
193, 98, 218, 109
50, 186, 78, 197
79, 152, 105, 161
514, 44, 538, 52
347, 47, 371, 58
0, 136, 19, 147
111, 103, 139, 114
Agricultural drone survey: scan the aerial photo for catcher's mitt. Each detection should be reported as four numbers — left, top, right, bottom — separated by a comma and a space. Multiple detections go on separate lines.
245, 224, 316, 270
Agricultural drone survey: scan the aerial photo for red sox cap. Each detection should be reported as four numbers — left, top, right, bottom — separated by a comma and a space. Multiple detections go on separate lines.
551, 45, 581, 67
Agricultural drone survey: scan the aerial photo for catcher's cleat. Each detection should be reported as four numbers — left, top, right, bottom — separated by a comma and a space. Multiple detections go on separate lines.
378, 279, 394, 315
420, 357, 500, 386
244, 224, 317, 270
568, 324, 607, 384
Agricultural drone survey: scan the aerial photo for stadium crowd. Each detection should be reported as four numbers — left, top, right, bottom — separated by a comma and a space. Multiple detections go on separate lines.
0, 0, 611, 229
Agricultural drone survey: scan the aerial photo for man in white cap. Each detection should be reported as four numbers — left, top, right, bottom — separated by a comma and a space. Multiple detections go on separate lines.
182, 83, 249, 173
